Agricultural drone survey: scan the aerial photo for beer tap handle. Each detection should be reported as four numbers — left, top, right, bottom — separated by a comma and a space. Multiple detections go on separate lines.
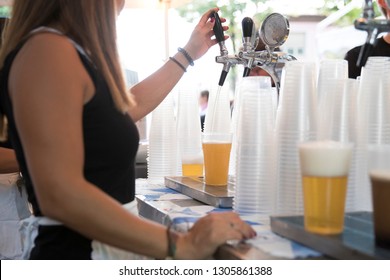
242, 67, 251, 77
242, 17, 254, 40
211, 12, 224, 43
218, 70, 229, 87
211, 12, 227, 54
357, 36, 375, 67
242, 17, 255, 77
211, 11, 229, 86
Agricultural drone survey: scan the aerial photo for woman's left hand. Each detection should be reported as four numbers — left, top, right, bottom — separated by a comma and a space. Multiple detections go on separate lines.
183, 7, 229, 61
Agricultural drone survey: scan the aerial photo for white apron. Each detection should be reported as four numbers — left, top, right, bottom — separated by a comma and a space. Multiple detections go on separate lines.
20, 200, 151, 260
0, 173, 31, 260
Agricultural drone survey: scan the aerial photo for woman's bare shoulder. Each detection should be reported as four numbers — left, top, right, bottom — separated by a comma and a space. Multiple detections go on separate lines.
9, 31, 93, 104
16, 31, 79, 65
11, 31, 89, 86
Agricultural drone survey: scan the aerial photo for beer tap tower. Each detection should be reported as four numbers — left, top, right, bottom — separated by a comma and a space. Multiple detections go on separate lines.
212, 12, 296, 92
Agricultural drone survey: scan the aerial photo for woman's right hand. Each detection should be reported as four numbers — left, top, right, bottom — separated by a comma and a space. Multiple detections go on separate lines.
183, 7, 229, 62
175, 212, 256, 259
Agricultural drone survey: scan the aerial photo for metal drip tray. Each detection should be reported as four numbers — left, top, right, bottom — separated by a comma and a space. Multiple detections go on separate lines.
164, 176, 234, 208
270, 211, 390, 260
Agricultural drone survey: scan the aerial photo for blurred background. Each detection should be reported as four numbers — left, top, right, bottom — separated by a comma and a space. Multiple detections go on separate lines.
114, 0, 376, 91
0, 0, 384, 172
0, 0, 379, 99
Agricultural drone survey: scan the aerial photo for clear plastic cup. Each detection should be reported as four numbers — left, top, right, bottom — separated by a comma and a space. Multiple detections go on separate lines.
317, 59, 348, 104
147, 94, 179, 184
352, 62, 390, 210
299, 141, 353, 234
229, 76, 274, 177
367, 145, 390, 248
275, 61, 318, 215
202, 132, 232, 186
176, 84, 204, 177
203, 86, 231, 134
233, 88, 276, 214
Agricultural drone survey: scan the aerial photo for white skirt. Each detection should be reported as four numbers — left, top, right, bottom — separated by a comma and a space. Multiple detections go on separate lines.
17, 199, 151, 260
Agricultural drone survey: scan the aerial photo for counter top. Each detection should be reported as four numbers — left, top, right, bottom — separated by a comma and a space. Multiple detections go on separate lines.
135, 179, 322, 260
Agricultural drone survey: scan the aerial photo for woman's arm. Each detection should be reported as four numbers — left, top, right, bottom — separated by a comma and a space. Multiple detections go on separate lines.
0, 147, 19, 173
129, 7, 228, 122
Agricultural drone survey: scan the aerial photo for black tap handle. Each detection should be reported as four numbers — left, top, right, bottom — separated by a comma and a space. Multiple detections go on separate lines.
242, 17, 254, 38
211, 12, 225, 43
243, 67, 251, 77
218, 70, 228, 87
357, 42, 373, 67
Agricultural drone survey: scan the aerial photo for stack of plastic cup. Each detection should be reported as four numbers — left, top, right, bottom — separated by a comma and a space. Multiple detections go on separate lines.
176, 83, 204, 177
317, 59, 348, 105
229, 76, 273, 177
353, 57, 390, 211
270, 87, 278, 120
318, 78, 358, 143
275, 61, 318, 215
364, 56, 390, 70
233, 83, 276, 215
317, 78, 360, 211
147, 94, 179, 184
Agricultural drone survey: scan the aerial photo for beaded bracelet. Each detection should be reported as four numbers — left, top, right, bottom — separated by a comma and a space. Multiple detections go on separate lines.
178, 47, 194, 66
169, 56, 186, 72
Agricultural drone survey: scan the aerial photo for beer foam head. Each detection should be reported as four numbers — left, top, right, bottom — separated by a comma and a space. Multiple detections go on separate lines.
299, 141, 353, 177
181, 153, 204, 164
369, 170, 390, 182
202, 132, 232, 144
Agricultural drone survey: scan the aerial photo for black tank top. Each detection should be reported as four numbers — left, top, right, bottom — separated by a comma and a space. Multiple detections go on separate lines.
0, 29, 139, 259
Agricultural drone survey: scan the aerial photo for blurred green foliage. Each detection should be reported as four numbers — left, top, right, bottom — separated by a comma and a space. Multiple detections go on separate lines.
0, 6, 11, 17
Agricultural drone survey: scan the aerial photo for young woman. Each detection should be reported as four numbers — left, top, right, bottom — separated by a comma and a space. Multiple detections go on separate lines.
0, 0, 255, 259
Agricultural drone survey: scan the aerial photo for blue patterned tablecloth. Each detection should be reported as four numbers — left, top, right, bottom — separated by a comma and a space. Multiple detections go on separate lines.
136, 179, 321, 259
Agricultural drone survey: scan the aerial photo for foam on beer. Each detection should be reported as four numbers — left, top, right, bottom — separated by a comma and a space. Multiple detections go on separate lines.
299, 141, 352, 177
369, 170, 390, 181
182, 154, 203, 164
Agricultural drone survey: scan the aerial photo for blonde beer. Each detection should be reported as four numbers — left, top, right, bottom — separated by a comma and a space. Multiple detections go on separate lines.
302, 176, 347, 234
299, 141, 352, 234
182, 163, 203, 177
202, 139, 232, 186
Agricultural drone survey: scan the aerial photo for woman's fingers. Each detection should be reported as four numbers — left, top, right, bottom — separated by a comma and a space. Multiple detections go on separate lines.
199, 7, 219, 25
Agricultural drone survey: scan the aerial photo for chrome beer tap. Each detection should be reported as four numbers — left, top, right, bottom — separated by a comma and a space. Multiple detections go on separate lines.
213, 12, 296, 92
241, 17, 258, 77
355, 0, 390, 66
212, 12, 243, 87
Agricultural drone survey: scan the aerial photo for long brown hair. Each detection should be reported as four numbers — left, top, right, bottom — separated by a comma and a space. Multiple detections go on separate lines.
0, 16, 9, 141
0, 17, 7, 46
0, 0, 133, 141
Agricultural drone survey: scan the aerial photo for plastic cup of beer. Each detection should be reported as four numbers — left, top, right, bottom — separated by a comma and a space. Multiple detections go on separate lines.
181, 154, 204, 177
202, 132, 232, 186
299, 141, 353, 234
368, 145, 390, 248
